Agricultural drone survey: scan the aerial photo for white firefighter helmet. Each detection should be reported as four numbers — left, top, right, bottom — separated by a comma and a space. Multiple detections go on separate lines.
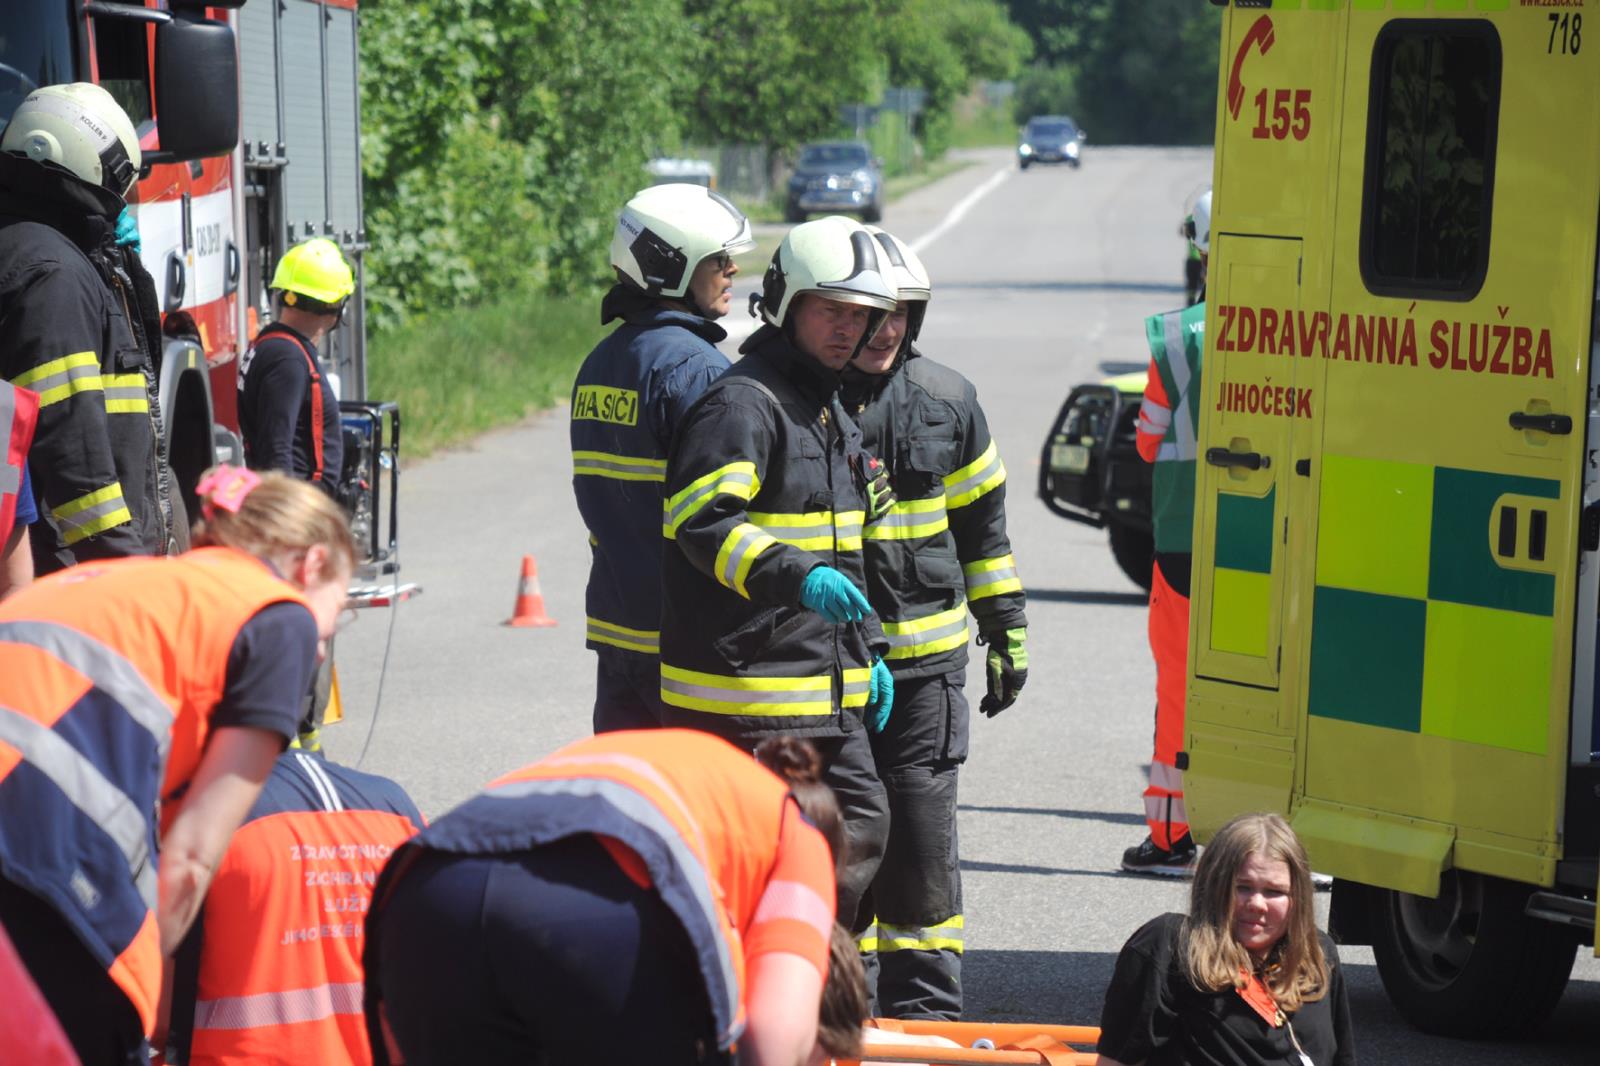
1, 83, 141, 197
756, 215, 899, 329
1190, 187, 1212, 255
865, 225, 931, 339
610, 183, 755, 300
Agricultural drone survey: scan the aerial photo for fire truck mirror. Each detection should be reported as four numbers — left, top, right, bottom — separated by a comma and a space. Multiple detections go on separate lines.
149, 15, 239, 164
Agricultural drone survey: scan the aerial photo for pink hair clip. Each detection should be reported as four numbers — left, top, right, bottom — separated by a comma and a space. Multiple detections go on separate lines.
195, 465, 262, 519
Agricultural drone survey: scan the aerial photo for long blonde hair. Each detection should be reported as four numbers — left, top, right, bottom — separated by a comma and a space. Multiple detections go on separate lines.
190, 467, 356, 576
1182, 812, 1327, 1012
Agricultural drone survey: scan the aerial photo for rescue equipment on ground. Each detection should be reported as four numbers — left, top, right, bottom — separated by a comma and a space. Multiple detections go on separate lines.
505, 554, 557, 628
833, 1020, 1101, 1065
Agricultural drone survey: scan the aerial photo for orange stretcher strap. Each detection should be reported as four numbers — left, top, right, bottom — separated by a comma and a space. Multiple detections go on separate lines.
834, 1019, 1102, 1066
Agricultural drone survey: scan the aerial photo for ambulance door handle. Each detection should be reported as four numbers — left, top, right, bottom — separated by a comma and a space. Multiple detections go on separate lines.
1509, 412, 1572, 435
1206, 447, 1269, 471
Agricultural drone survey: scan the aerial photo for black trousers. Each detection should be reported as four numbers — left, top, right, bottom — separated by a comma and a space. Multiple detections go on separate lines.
592, 648, 668, 734
368, 835, 728, 1066
860, 671, 968, 1020
0, 877, 147, 1066
813, 720, 891, 934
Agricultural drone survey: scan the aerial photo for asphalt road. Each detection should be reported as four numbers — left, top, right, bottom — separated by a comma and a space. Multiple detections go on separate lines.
329, 146, 1598, 1063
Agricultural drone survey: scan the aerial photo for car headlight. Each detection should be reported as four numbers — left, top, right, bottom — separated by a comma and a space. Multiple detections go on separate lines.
1066, 141, 1079, 157
853, 169, 875, 189
1019, 143, 1033, 155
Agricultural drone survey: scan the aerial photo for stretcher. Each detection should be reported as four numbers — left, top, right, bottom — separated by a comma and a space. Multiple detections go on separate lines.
836, 1020, 1101, 1065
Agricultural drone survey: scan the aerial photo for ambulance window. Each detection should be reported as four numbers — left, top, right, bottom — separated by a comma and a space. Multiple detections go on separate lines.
1361, 22, 1501, 300
90, 18, 153, 129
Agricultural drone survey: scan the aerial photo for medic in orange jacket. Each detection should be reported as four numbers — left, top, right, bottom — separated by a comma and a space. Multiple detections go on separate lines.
0, 468, 353, 1062
364, 729, 840, 1066
167, 752, 424, 1066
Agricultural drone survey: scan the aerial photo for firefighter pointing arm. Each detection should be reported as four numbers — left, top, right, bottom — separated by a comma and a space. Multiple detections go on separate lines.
0, 84, 170, 574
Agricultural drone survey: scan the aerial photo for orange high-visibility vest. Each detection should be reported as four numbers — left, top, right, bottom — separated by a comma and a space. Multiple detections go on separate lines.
391, 729, 837, 1052
186, 753, 422, 1066
0, 547, 310, 1035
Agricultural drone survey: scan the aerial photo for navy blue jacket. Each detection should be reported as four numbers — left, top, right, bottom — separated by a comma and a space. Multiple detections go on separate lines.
238, 323, 344, 497
570, 285, 730, 659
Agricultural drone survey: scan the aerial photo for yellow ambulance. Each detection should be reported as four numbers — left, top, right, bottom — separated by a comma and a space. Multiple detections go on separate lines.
1186, 0, 1597, 1037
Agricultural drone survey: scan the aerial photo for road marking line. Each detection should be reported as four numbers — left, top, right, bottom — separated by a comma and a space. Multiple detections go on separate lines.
910, 166, 1011, 255
721, 164, 1011, 349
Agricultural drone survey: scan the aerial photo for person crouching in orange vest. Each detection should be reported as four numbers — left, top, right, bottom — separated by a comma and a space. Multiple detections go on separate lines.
364, 729, 846, 1066
163, 752, 423, 1066
0, 466, 354, 1065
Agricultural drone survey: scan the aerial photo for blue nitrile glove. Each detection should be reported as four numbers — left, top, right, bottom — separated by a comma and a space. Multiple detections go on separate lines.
115, 206, 141, 254
799, 565, 873, 624
867, 657, 895, 733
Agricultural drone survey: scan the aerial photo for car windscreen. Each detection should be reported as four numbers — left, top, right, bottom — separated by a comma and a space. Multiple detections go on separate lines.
0, 0, 77, 125
1026, 121, 1076, 140
800, 145, 869, 169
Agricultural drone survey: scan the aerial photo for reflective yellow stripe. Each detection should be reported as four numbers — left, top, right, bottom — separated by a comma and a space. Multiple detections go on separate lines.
103, 373, 148, 414
51, 483, 132, 545
746, 510, 865, 552
664, 461, 760, 537
865, 494, 948, 541
872, 915, 965, 953
585, 617, 660, 654
835, 510, 864, 552
12, 351, 102, 408
573, 450, 667, 482
882, 604, 970, 660
714, 523, 777, 599
841, 666, 871, 709
660, 663, 834, 717
964, 554, 1021, 601
943, 441, 1006, 509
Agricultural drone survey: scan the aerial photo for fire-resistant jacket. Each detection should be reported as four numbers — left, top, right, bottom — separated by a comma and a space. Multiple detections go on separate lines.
1136, 302, 1206, 555
0, 154, 169, 574
571, 285, 731, 659
0, 547, 311, 1036
1, 381, 39, 547
170, 752, 423, 1066
365, 729, 836, 1055
659, 324, 888, 739
842, 350, 1026, 679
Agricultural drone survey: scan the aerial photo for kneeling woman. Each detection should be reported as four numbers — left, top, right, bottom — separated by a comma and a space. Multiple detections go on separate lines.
365, 730, 844, 1066
0, 468, 354, 1064
1095, 813, 1356, 1066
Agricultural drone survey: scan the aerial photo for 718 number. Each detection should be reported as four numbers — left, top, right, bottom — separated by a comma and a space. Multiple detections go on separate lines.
1550, 12, 1582, 54
1253, 88, 1311, 141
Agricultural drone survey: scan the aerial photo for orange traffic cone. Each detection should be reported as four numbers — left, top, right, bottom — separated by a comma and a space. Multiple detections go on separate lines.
505, 554, 557, 628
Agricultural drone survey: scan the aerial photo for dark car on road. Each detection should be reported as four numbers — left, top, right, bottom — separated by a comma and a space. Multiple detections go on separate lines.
1019, 115, 1082, 170
785, 141, 884, 223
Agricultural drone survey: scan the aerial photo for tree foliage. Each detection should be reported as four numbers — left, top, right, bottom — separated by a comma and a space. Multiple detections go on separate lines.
358, 0, 1032, 330
1005, 0, 1222, 144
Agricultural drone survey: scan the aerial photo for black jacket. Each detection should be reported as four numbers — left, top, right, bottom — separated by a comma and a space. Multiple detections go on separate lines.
660, 324, 887, 740
842, 347, 1026, 679
570, 285, 730, 658
0, 154, 167, 573
238, 322, 344, 497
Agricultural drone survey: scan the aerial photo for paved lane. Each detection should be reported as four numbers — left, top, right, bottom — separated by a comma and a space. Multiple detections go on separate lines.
330, 145, 1598, 1064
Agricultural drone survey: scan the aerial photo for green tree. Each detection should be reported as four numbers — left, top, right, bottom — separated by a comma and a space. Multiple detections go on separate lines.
881, 0, 1031, 156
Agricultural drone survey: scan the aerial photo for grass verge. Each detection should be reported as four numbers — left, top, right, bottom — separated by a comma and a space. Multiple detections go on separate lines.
368, 288, 605, 458
884, 156, 977, 200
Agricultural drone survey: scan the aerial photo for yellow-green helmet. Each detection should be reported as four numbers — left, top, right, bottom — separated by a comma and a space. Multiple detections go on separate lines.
271, 238, 354, 310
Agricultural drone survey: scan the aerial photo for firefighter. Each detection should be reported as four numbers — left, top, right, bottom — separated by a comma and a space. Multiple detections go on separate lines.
364, 730, 841, 1066
239, 238, 355, 499
659, 215, 899, 932
1124, 189, 1209, 875
0, 467, 354, 1063
1, 381, 40, 598
842, 228, 1027, 1020
571, 183, 755, 733
0, 83, 171, 575
165, 751, 423, 1066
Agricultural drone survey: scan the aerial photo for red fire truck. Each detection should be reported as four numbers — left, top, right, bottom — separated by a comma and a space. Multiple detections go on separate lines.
2, 0, 370, 527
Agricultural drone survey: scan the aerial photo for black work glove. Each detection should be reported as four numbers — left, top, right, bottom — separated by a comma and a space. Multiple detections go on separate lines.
979, 627, 1028, 717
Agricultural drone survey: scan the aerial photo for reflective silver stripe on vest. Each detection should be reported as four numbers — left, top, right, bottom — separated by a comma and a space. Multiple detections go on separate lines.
0, 704, 157, 909
0, 621, 175, 759
487, 776, 744, 1048
0, 385, 18, 497
193, 980, 365, 1031
1162, 311, 1197, 462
